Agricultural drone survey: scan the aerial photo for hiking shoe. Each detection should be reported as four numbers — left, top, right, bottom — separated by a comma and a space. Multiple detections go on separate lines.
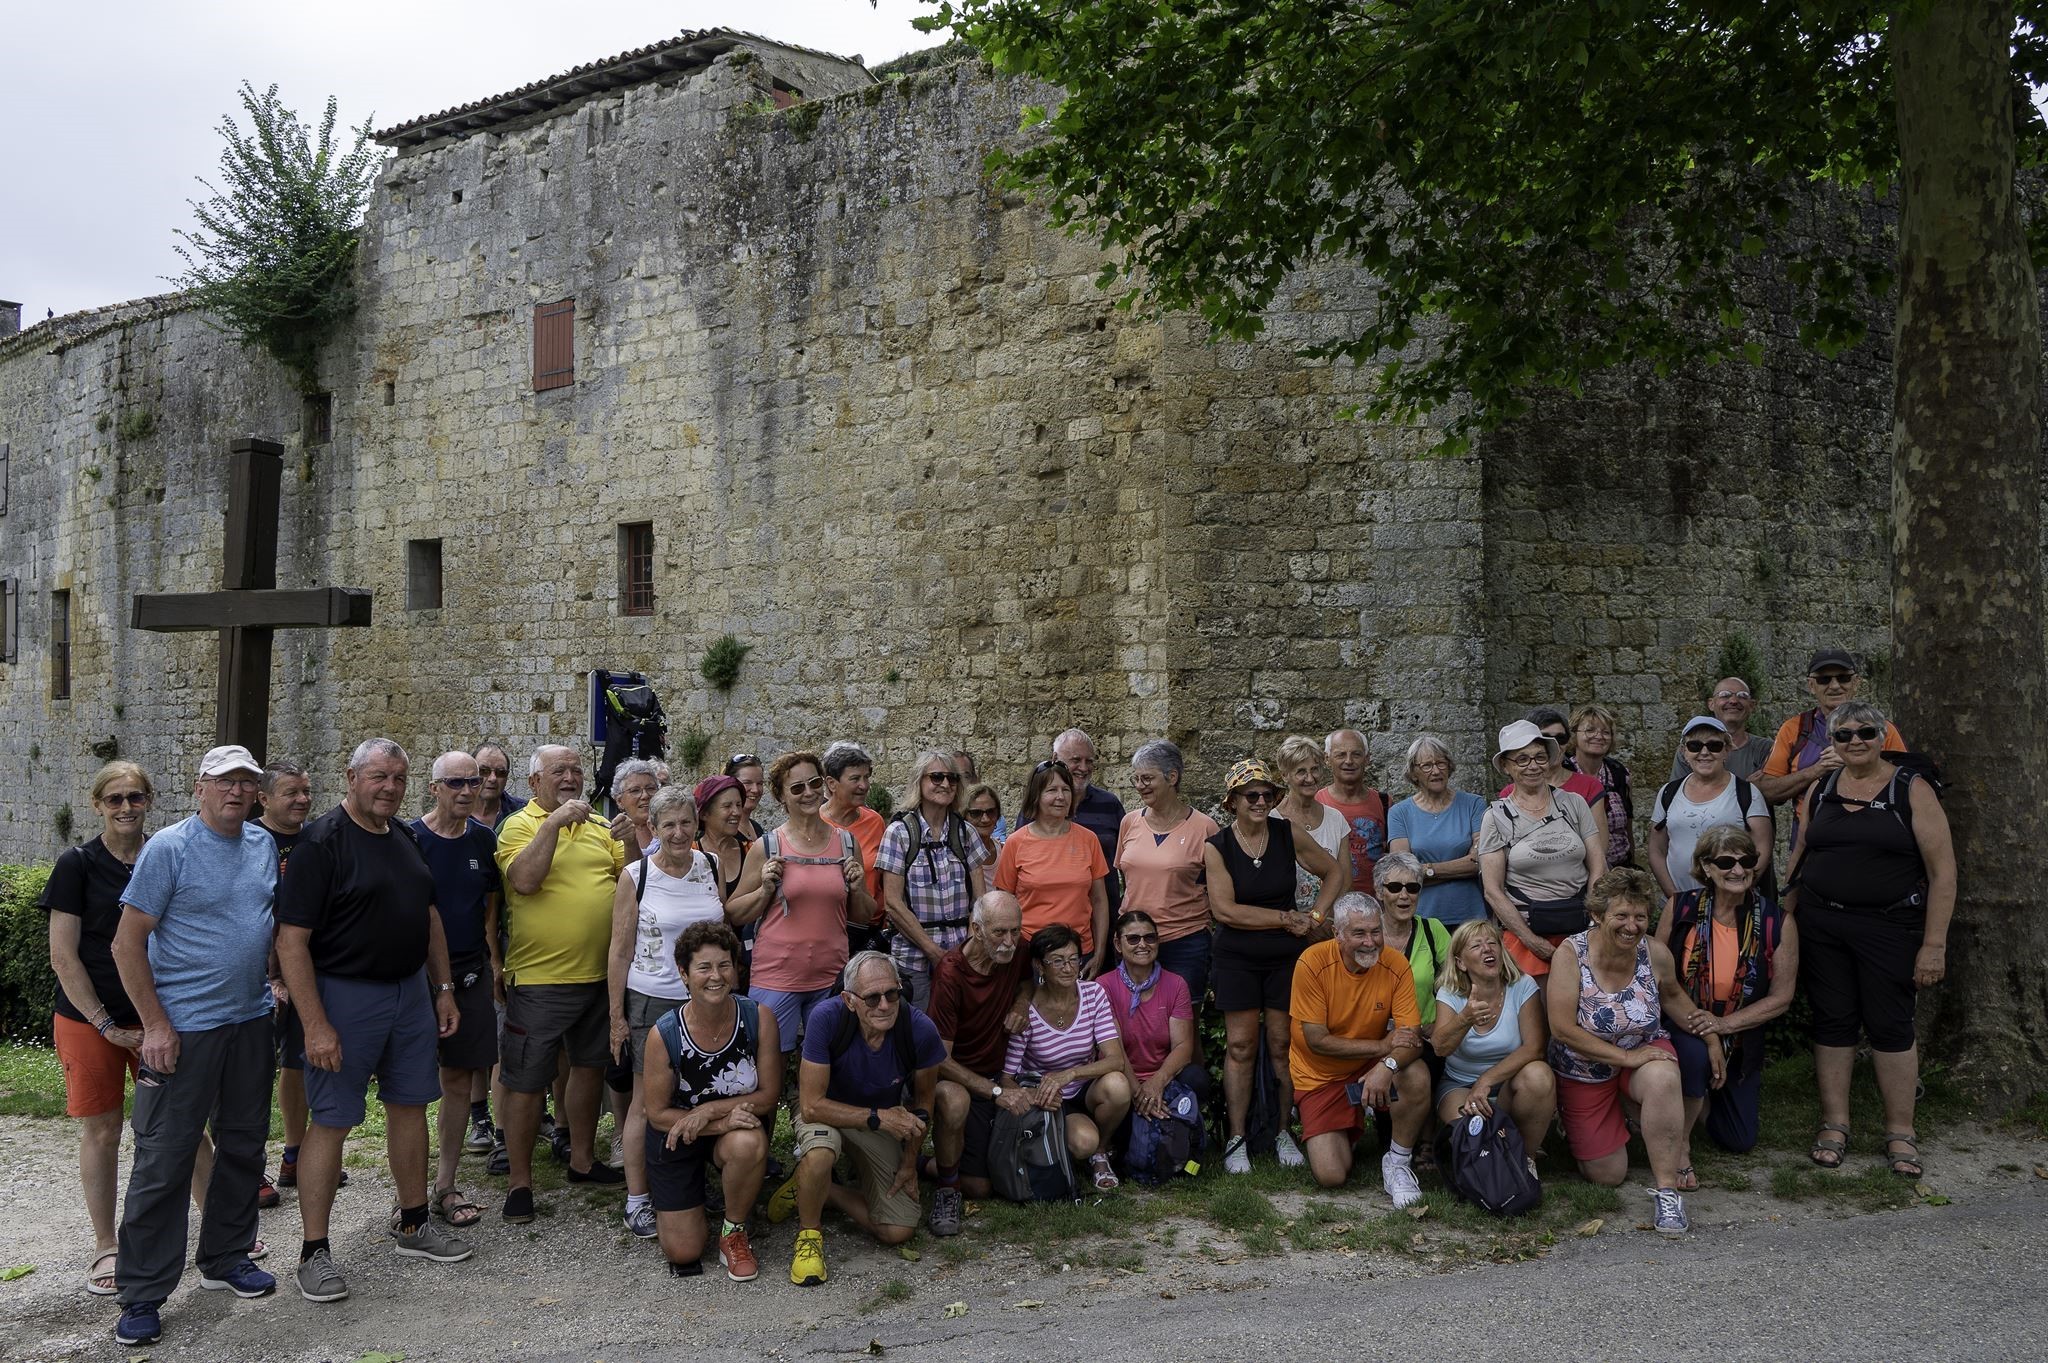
487, 1129, 510, 1177
790, 1228, 827, 1286
465, 1115, 495, 1154
1275, 1130, 1306, 1169
624, 1203, 659, 1239
1223, 1136, 1251, 1176
766, 1174, 799, 1224
720, 1224, 760, 1282
256, 1172, 280, 1209
394, 1220, 475, 1263
198, 1259, 276, 1298
114, 1300, 162, 1346
549, 1128, 574, 1164
566, 1160, 624, 1184
276, 1158, 297, 1189
1650, 1186, 1690, 1237
928, 1185, 963, 1237
294, 1248, 349, 1303
1381, 1152, 1422, 1209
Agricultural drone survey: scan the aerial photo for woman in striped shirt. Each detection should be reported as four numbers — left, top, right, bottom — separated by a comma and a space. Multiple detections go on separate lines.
1001, 925, 1133, 1191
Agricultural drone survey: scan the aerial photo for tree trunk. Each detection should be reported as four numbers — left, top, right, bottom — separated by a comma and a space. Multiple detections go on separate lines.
1891, 0, 2048, 1104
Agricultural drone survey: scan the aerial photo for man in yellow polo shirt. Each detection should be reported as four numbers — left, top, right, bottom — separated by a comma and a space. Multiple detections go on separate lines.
493, 744, 625, 1224
1289, 892, 1428, 1204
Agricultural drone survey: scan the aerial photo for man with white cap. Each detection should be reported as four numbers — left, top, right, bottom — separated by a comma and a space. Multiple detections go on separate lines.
107, 744, 282, 1347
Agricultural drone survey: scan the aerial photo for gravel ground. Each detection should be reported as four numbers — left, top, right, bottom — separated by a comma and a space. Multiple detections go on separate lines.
3, 1114, 2044, 1362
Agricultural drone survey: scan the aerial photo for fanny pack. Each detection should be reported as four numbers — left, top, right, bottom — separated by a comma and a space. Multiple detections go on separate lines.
1510, 886, 1589, 937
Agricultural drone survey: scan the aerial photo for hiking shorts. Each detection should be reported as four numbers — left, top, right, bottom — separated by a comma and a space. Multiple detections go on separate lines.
796, 1122, 920, 1228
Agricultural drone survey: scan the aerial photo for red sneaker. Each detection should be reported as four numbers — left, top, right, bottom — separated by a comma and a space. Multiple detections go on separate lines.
257, 1173, 280, 1209
719, 1224, 759, 1283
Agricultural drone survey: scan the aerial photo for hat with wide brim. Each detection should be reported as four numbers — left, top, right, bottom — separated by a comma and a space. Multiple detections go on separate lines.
1492, 721, 1561, 775
1223, 758, 1281, 795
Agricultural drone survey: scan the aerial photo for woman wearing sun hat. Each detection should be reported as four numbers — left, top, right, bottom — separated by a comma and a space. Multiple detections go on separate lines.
1479, 721, 1606, 979
1202, 758, 1348, 1174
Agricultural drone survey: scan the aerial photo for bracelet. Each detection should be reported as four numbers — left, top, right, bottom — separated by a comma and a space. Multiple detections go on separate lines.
94, 1016, 114, 1036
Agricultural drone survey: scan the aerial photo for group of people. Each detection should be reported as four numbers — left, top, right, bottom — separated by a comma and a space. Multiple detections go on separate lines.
37, 649, 1955, 1344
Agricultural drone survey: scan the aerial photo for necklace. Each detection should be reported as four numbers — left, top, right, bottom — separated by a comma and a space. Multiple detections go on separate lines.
1237, 823, 1271, 867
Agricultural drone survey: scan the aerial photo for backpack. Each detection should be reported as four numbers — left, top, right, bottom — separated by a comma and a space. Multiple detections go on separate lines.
1122, 1079, 1204, 1184
827, 998, 921, 1106
761, 825, 859, 916
652, 996, 762, 1101
593, 671, 668, 804
988, 1090, 1080, 1202
1235, 1020, 1289, 1157
1652, 774, 1762, 832
1435, 1104, 1542, 1216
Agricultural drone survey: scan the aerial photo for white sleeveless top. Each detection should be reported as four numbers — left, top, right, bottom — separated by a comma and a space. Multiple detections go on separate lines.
625, 850, 725, 1000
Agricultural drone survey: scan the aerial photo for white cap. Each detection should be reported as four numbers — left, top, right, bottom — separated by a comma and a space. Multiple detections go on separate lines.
198, 744, 263, 778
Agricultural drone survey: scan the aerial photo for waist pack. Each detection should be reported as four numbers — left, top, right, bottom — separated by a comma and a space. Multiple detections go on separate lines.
1512, 887, 1589, 937
1436, 1102, 1542, 1217
1123, 1080, 1204, 1185
988, 1082, 1079, 1203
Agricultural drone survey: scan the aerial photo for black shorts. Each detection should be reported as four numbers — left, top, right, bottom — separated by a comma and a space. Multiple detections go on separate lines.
438, 968, 498, 1072
644, 1120, 715, 1213
1799, 901, 1920, 1052
1210, 954, 1297, 1013
275, 1000, 305, 1072
959, 1094, 998, 1181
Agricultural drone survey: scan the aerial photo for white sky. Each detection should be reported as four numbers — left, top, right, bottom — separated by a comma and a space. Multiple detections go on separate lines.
0, 0, 938, 321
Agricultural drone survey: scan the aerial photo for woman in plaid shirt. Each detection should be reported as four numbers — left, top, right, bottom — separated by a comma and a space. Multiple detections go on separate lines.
876, 751, 991, 1009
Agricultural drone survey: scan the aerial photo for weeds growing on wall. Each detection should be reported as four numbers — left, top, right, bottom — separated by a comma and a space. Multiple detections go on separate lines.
700, 635, 752, 690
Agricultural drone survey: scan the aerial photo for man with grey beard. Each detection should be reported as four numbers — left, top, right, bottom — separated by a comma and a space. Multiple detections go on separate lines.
924, 892, 1034, 1234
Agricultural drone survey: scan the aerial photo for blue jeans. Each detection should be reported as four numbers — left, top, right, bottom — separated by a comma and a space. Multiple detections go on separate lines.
1671, 1029, 1765, 1154
1155, 929, 1214, 1011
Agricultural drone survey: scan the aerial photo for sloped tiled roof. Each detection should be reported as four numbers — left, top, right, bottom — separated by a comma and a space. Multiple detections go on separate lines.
374, 28, 869, 149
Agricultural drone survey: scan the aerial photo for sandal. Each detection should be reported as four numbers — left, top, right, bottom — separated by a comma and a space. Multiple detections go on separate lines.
1883, 1131, 1923, 1179
1675, 1165, 1698, 1192
434, 1188, 484, 1228
85, 1248, 118, 1296
1810, 1123, 1850, 1170
1088, 1153, 1120, 1192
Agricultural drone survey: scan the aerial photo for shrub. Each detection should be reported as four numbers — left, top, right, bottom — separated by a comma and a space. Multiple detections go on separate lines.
700, 634, 752, 690
0, 864, 55, 1042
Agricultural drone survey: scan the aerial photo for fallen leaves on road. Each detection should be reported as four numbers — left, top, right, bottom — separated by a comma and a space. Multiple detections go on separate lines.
1013, 1299, 1045, 1309
0, 1265, 34, 1281
1405, 1204, 1431, 1220
942, 1301, 968, 1318
1575, 1219, 1604, 1237
864, 1338, 885, 1356
1160, 1290, 1178, 1300
533, 1297, 560, 1307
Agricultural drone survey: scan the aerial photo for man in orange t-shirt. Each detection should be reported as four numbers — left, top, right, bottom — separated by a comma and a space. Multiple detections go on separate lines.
1289, 894, 1427, 1204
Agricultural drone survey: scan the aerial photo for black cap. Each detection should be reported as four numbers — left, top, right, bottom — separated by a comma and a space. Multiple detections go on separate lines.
1806, 647, 1857, 675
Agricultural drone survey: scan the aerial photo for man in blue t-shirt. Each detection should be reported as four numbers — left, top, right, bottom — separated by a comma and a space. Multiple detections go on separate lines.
770, 951, 944, 1287
108, 745, 281, 1346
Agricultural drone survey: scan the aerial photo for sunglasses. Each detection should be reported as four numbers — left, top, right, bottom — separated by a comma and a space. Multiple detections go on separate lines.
854, 987, 903, 1008
1034, 759, 1072, 774
925, 771, 959, 785
476, 765, 509, 778
964, 807, 1000, 821
1832, 726, 1882, 743
1380, 881, 1421, 895
437, 776, 483, 789
1237, 789, 1277, 805
1708, 854, 1761, 871
1540, 731, 1569, 743
100, 791, 150, 807
1811, 671, 1857, 686
784, 776, 826, 796
1684, 739, 1727, 754
1121, 932, 1160, 946
730, 753, 761, 768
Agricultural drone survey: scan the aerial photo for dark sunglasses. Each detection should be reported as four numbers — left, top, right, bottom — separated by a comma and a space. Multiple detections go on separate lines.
1540, 730, 1569, 743
1832, 725, 1882, 743
476, 765, 509, 778
1237, 788, 1277, 806
784, 776, 826, 796
1380, 881, 1422, 895
1811, 671, 1857, 685
100, 792, 150, 807
855, 987, 903, 1008
964, 806, 1000, 821
1121, 932, 1160, 945
925, 771, 960, 785
437, 776, 483, 789
1684, 739, 1727, 754
1708, 854, 1761, 871
1034, 759, 1072, 774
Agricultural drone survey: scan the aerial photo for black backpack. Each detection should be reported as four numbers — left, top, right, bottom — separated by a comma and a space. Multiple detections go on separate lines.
1122, 1078, 1204, 1184
827, 1000, 921, 1105
593, 671, 668, 803
1436, 1104, 1542, 1216
1653, 774, 1764, 833
988, 1090, 1080, 1202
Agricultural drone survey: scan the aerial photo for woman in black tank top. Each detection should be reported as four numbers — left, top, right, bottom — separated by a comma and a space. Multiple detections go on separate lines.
1201, 759, 1351, 1173
1785, 702, 1955, 1181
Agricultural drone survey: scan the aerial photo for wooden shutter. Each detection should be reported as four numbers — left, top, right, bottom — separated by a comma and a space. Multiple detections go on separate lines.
0, 440, 9, 514
533, 299, 575, 391
1, 578, 16, 662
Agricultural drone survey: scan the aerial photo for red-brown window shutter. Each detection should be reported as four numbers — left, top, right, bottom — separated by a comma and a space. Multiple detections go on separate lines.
533, 299, 575, 391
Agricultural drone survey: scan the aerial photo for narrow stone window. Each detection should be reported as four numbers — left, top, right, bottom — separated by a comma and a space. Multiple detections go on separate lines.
407, 539, 444, 611
0, 577, 16, 662
50, 588, 70, 699
619, 522, 654, 616
534, 299, 575, 391
383, 381, 396, 407
304, 393, 333, 445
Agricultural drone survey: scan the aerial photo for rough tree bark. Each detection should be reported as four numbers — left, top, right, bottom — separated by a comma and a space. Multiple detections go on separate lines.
1891, 0, 2048, 1103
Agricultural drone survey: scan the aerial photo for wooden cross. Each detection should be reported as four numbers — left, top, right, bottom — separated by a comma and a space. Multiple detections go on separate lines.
131, 437, 371, 763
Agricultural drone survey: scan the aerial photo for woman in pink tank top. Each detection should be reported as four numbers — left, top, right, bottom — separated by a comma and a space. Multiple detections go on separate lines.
728, 753, 879, 998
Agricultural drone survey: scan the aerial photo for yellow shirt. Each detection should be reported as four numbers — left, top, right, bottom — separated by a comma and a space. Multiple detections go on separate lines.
494, 803, 625, 986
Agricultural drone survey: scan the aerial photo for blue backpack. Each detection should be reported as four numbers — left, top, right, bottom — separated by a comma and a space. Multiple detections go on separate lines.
1122, 1079, 1204, 1184
1435, 1104, 1542, 1216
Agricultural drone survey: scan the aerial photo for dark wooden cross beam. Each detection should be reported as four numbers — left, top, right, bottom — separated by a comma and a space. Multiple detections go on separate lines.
132, 437, 372, 763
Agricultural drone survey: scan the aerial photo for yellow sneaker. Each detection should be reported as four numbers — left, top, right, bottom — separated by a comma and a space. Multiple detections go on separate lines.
790, 1229, 827, 1287
766, 1174, 799, 1224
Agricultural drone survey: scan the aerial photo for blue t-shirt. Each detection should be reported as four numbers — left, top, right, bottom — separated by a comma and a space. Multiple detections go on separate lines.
800, 996, 946, 1111
119, 814, 277, 1032
1387, 791, 1489, 925
409, 816, 502, 968
1435, 973, 1541, 1088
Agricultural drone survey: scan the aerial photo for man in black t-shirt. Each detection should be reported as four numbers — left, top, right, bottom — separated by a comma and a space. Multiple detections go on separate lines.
275, 739, 473, 1304
257, 761, 314, 1205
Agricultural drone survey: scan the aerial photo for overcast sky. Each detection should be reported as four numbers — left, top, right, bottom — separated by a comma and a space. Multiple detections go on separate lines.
0, 1, 936, 322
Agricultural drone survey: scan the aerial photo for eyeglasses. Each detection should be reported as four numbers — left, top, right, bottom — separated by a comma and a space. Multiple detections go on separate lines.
100, 792, 150, 807
1811, 671, 1857, 686
437, 776, 483, 789
1380, 881, 1421, 895
1042, 955, 1082, 970
1832, 725, 1882, 743
784, 777, 826, 796
925, 771, 959, 785
476, 765, 508, 778
1683, 739, 1727, 754
206, 776, 260, 791
854, 987, 903, 1008
1413, 761, 1450, 774
965, 806, 999, 821
1712, 689, 1752, 701
1121, 932, 1160, 945
1708, 854, 1761, 871
1506, 752, 1550, 768
1237, 789, 1277, 805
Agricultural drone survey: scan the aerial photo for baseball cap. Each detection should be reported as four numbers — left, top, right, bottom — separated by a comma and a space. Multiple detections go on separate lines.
1681, 715, 1730, 736
1807, 647, 1857, 675
198, 744, 263, 778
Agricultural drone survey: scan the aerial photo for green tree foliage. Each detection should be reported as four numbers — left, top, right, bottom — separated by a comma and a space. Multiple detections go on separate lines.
171, 83, 379, 392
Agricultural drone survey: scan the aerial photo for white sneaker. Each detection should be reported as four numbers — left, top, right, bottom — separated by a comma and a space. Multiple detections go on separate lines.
1274, 1129, 1306, 1169
1223, 1136, 1251, 1175
1381, 1152, 1422, 1209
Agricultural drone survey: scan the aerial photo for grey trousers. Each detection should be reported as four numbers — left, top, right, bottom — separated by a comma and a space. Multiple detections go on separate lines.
117, 1016, 275, 1305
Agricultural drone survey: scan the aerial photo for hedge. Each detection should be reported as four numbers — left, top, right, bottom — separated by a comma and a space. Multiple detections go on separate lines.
1, 864, 54, 1042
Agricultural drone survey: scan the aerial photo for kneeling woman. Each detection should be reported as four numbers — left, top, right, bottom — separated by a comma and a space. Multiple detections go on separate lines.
1001, 926, 1135, 1192
1432, 920, 1556, 1154
1661, 826, 1798, 1178
643, 922, 781, 1281
1098, 911, 1211, 1123
1545, 869, 1693, 1237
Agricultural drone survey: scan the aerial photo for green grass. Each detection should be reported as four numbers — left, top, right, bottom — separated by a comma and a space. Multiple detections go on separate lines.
1768, 1162, 1921, 1211
0, 1042, 64, 1118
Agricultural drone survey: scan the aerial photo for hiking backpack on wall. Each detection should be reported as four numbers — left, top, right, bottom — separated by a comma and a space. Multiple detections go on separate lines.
592, 670, 668, 802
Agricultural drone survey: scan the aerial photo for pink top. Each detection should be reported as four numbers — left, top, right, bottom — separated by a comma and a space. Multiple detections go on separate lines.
1096, 966, 1192, 1080
1114, 808, 1221, 943
750, 825, 854, 993
1003, 979, 1120, 1099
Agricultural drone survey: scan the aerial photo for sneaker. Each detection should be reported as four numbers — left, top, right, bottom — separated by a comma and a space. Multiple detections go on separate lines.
465, 1115, 495, 1154
1381, 1152, 1423, 1210
789, 1228, 827, 1286
1275, 1130, 1306, 1169
257, 1172, 280, 1209
487, 1130, 510, 1177
566, 1160, 624, 1185
928, 1185, 963, 1237
549, 1127, 574, 1165
624, 1203, 659, 1239
765, 1174, 800, 1224
198, 1259, 276, 1298
720, 1224, 760, 1282
610, 1135, 627, 1169
1223, 1136, 1251, 1176
114, 1300, 162, 1346
276, 1158, 297, 1189
294, 1247, 349, 1303
1650, 1186, 1690, 1237
503, 1186, 536, 1224
394, 1220, 475, 1263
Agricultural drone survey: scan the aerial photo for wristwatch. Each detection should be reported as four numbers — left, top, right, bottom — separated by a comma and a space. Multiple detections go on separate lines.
435, 982, 455, 994
1422, 864, 1436, 880
1383, 1055, 1399, 1072
990, 1084, 1004, 1100
867, 1107, 881, 1131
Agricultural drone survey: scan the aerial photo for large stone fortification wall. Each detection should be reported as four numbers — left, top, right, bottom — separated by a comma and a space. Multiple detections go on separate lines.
0, 46, 1923, 860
